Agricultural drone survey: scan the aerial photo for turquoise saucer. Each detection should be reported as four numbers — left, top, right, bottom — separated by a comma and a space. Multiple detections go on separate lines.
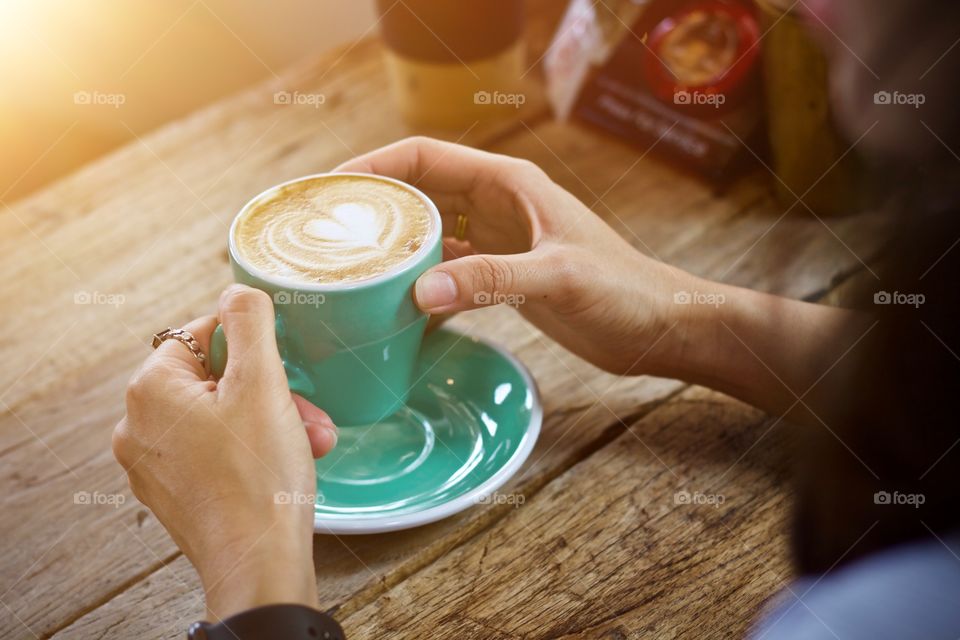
313, 328, 541, 534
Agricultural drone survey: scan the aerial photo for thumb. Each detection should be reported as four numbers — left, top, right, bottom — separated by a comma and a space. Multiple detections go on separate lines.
414, 254, 549, 313
218, 284, 285, 385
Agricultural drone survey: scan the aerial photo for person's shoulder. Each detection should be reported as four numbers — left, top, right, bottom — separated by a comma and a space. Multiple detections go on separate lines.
750, 532, 960, 640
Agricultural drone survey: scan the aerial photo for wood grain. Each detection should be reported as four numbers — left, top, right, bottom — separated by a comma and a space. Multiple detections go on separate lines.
0, 3, 564, 636
49, 121, 888, 639
3, 1, 892, 637
0, 39, 549, 640
338, 386, 796, 639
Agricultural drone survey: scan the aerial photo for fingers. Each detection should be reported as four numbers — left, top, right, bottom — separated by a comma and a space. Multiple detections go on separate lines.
148, 315, 218, 382
425, 313, 452, 335
337, 137, 547, 256
112, 417, 132, 469
218, 284, 285, 386
292, 394, 338, 459
334, 137, 493, 197
414, 252, 558, 314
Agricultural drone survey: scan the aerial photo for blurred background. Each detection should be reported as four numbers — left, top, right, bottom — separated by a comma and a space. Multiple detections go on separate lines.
0, 0, 377, 200
6, 0, 953, 216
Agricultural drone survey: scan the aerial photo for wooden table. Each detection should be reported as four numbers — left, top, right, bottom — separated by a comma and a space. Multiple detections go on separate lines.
0, 4, 889, 638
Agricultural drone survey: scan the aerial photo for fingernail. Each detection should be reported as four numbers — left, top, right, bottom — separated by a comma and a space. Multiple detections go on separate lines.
325, 425, 338, 449
416, 272, 458, 311
219, 283, 248, 304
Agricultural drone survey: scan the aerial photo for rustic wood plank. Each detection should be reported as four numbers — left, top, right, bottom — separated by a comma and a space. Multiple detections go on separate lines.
47, 329, 685, 640
49, 117, 888, 638
6, 4, 892, 638
334, 386, 795, 639
0, 3, 572, 635
0, 42, 553, 640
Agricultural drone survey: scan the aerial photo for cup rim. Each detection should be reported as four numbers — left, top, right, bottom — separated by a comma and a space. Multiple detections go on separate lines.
228, 171, 442, 292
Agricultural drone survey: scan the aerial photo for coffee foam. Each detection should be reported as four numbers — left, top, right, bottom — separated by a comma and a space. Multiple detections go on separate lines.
234, 175, 434, 284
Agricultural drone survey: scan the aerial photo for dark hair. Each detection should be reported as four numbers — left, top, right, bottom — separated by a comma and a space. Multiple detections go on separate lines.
792, 185, 960, 573
787, 0, 960, 574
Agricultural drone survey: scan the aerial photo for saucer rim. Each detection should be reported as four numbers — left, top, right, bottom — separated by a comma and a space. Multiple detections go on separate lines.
312, 330, 542, 535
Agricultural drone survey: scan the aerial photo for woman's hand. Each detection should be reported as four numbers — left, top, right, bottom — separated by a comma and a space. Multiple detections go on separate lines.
113, 285, 338, 622
336, 136, 690, 375
337, 137, 869, 423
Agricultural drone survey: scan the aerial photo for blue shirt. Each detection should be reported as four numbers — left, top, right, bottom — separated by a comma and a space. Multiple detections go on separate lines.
751, 533, 960, 639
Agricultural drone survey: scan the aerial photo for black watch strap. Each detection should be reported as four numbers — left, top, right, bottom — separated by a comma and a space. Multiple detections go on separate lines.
188, 604, 345, 640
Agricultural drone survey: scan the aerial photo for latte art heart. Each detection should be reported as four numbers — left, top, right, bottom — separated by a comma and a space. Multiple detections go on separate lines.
235, 175, 433, 284
304, 203, 384, 247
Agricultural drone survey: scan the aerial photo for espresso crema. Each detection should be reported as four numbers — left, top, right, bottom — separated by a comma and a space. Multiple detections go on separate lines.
235, 175, 434, 284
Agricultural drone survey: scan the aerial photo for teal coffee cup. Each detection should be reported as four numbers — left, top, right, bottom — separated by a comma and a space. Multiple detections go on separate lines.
209, 172, 442, 425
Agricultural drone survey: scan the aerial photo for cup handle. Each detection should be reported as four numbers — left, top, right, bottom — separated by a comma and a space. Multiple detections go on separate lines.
208, 324, 316, 398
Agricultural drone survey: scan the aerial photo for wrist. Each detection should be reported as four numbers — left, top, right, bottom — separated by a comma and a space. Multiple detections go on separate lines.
199, 511, 317, 621
204, 554, 318, 622
640, 264, 764, 387
664, 276, 869, 415
640, 265, 709, 379
664, 275, 750, 387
